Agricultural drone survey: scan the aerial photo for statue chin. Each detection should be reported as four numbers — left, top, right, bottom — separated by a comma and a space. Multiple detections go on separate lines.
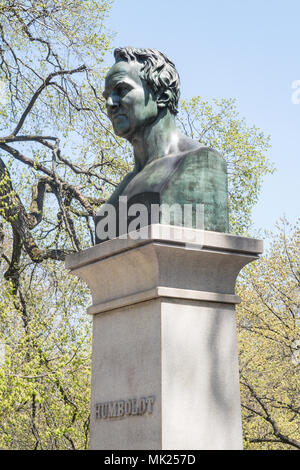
112, 121, 130, 138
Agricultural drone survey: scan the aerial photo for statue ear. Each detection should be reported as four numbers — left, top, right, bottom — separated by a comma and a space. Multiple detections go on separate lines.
157, 89, 172, 109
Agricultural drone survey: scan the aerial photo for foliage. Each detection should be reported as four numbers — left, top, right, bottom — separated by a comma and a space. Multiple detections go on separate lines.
178, 97, 274, 234
0, 0, 132, 266
0, 0, 114, 449
0, 251, 92, 449
237, 219, 300, 449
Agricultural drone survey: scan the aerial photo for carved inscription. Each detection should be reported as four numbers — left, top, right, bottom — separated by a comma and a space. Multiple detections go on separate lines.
95, 395, 155, 420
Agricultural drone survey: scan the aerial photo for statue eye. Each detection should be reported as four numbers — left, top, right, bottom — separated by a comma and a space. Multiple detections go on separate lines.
115, 83, 130, 96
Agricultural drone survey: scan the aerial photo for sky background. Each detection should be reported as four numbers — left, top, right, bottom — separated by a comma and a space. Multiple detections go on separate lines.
103, 0, 299, 239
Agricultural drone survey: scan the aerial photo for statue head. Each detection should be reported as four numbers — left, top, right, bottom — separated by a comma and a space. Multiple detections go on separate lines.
104, 47, 180, 141
113, 47, 180, 115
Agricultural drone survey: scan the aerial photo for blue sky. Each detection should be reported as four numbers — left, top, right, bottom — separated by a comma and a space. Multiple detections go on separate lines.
104, 0, 299, 237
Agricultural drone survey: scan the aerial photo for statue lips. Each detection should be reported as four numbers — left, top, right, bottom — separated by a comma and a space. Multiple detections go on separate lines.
113, 113, 126, 120
111, 112, 127, 123
110, 112, 129, 136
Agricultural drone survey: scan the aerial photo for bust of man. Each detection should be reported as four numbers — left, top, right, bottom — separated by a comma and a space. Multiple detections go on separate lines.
95, 47, 228, 243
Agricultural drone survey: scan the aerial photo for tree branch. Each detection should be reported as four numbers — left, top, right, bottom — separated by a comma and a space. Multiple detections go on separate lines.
0, 142, 103, 214
241, 377, 300, 450
10, 65, 87, 137
0, 156, 72, 262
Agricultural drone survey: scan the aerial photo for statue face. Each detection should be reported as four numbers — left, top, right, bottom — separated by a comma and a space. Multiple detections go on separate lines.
104, 60, 158, 141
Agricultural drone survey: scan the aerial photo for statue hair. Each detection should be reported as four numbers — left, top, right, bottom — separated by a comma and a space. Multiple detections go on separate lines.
114, 47, 180, 115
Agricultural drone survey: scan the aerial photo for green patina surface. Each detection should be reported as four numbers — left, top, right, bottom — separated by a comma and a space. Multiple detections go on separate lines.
95, 147, 229, 243
161, 148, 229, 232
96, 47, 230, 243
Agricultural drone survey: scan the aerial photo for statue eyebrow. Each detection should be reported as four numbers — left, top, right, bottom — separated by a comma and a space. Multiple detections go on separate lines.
113, 79, 132, 88
116, 81, 134, 92
103, 80, 132, 99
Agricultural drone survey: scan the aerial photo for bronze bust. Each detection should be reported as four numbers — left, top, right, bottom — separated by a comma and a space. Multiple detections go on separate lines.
95, 47, 228, 243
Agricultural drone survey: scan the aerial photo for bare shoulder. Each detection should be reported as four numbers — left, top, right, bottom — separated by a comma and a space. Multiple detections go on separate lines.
177, 137, 226, 170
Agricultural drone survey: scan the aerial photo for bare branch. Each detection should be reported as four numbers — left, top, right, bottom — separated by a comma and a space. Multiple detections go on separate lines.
241, 377, 300, 450
0, 142, 104, 214
0, 156, 72, 262
11, 65, 87, 137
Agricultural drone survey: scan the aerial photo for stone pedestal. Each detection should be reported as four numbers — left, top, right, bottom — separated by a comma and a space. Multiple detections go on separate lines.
65, 225, 262, 450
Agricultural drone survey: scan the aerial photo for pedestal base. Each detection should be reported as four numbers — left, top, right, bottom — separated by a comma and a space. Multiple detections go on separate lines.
66, 225, 262, 450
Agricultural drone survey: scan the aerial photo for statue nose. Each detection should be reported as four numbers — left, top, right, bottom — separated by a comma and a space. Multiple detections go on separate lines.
106, 96, 119, 108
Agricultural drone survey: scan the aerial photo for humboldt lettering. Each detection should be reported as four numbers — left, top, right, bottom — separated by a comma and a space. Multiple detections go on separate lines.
95, 395, 155, 420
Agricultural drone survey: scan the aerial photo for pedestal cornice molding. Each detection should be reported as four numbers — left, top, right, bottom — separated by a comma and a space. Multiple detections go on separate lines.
66, 225, 262, 313
66, 224, 263, 271
87, 287, 241, 315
